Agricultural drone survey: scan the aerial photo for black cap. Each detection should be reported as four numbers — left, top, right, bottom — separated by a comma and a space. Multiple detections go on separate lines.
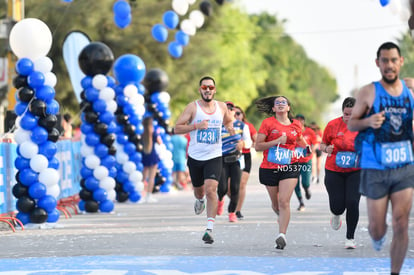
295, 114, 305, 120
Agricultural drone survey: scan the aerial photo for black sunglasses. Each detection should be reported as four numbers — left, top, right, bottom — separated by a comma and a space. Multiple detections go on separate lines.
235, 112, 241, 116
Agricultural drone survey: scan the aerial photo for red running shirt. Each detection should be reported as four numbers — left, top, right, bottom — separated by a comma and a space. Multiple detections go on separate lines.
298, 127, 317, 163
258, 117, 303, 169
322, 116, 360, 172
242, 121, 257, 154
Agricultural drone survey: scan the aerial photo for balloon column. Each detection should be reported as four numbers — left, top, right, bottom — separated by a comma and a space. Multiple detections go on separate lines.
113, 0, 132, 29
112, 54, 147, 203
78, 42, 117, 213
143, 69, 174, 192
9, 18, 61, 225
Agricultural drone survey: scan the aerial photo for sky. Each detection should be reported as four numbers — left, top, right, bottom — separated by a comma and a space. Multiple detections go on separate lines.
238, 0, 410, 120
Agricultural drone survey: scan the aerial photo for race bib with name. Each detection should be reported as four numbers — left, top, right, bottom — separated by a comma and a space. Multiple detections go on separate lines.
196, 128, 220, 144
268, 146, 292, 165
336, 151, 358, 168
378, 140, 414, 167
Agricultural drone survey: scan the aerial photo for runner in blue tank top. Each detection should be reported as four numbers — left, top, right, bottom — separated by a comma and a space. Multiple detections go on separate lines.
349, 42, 414, 275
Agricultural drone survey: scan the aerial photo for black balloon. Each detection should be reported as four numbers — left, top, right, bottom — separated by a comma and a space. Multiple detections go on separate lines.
116, 191, 129, 202
29, 99, 47, 117
48, 128, 61, 142
80, 101, 92, 112
18, 87, 35, 102
12, 183, 28, 198
84, 200, 99, 212
108, 145, 117, 155
115, 182, 123, 192
16, 196, 36, 213
200, 1, 213, 16
13, 75, 28, 89
136, 143, 143, 152
124, 124, 136, 136
143, 68, 169, 94
79, 188, 93, 201
116, 114, 128, 125
94, 123, 108, 135
130, 134, 141, 144
80, 179, 86, 189
215, 0, 224, 4
38, 115, 58, 131
78, 42, 114, 76
101, 133, 116, 147
84, 111, 99, 123
30, 207, 48, 224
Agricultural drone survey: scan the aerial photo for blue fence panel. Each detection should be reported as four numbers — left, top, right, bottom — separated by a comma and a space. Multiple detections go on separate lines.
56, 140, 81, 199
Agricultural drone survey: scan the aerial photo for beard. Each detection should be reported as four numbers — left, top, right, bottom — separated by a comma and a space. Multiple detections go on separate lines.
382, 74, 398, 84
201, 93, 213, 102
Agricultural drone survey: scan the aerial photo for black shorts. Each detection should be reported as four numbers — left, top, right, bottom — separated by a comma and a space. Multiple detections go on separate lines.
360, 164, 414, 199
259, 163, 300, 187
187, 156, 222, 188
242, 152, 252, 173
315, 149, 322, 158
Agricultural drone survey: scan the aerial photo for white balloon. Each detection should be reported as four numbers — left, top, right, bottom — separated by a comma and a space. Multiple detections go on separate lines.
107, 189, 116, 201
189, 10, 205, 28
172, 0, 189, 15
84, 155, 101, 169
46, 183, 60, 198
9, 18, 52, 60
19, 141, 39, 159
158, 91, 171, 104
180, 19, 197, 36
186, 0, 196, 4
128, 171, 143, 183
135, 105, 146, 116
124, 84, 138, 98
14, 128, 31, 144
135, 181, 144, 192
29, 154, 49, 173
123, 161, 137, 174
39, 168, 60, 186
115, 151, 129, 164
106, 100, 118, 114
100, 177, 116, 191
92, 74, 108, 90
93, 166, 109, 180
44, 72, 57, 87
99, 87, 115, 101
80, 145, 94, 157
34, 56, 53, 73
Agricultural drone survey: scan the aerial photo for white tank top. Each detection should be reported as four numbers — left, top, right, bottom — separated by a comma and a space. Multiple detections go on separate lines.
188, 100, 223, 160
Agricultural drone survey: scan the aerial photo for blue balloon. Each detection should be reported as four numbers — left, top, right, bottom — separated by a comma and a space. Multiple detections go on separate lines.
136, 162, 143, 171
62, 0, 73, 2
46, 99, 60, 115
15, 156, 30, 170
16, 212, 30, 225
124, 142, 136, 155
39, 141, 58, 159
129, 191, 141, 202
85, 132, 100, 146
114, 14, 132, 29
163, 10, 179, 29
129, 152, 142, 164
85, 87, 99, 102
99, 199, 114, 213
160, 183, 171, 193
78, 200, 85, 211
81, 76, 93, 89
14, 102, 28, 116
109, 166, 117, 178
38, 195, 57, 213
168, 41, 183, 58
116, 133, 128, 144
92, 99, 107, 113
116, 170, 129, 183
151, 24, 168, 43
379, 0, 390, 6
80, 167, 93, 178
48, 157, 60, 169
47, 208, 60, 222
27, 71, 45, 88
99, 111, 114, 125
116, 95, 128, 107
28, 182, 47, 199
107, 76, 116, 87
20, 112, 38, 130
94, 143, 109, 158
113, 54, 146, 85
113, 0, 131, 18
85, 176, 100, 191
107, 121, 117, 133
137, 84, 145, 95
101, 155, 116, 168
123, 181, 135, 193
19, 168, 38, 186
80, 123, 93, 134
175, 30, 190, 46
31, 126, 49, 145
92, 188, 107, 202
15, 58, 34, 76
35, 86, 55, 102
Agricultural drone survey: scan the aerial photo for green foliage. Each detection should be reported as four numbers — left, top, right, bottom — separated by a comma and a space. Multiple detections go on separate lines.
20, 0, 337, 128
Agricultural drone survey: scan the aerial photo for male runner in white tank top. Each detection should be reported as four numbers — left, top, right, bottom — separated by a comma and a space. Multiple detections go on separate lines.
174, 76, 235, 244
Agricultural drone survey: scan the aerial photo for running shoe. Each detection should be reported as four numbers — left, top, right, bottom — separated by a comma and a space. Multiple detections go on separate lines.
345, 238, 356, 249
236, 211, 244, 220
330, 215, 342, 230
228, 212, 237, 222
275, 233, 287, 250
202, 229, 214, 244
194, 199, 205, 215
372, 235, 386, 251
297, 203, 305, 211
305, 188, 311, 200
217, 199, 224, 216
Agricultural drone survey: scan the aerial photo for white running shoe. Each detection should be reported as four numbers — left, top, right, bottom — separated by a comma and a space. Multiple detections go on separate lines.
194, 199, 205, 215
275, 233, 287, 250
330, 215, 342, 230
345, 238, 356, 249
372, 235, 386, 251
